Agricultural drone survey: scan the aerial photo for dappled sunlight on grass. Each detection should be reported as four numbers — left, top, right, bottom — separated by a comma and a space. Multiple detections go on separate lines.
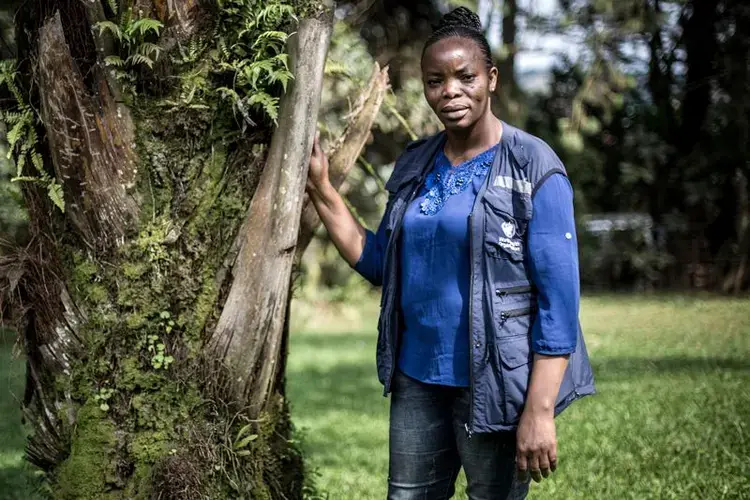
0, 296, 747, 499
289, 295, 750, 499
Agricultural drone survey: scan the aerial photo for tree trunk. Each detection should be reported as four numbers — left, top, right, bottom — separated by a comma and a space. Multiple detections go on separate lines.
0, 0, 333, 497
494, 0, 522, 124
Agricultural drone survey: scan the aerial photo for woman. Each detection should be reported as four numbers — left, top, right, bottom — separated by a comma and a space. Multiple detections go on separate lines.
306, 7, 595, 500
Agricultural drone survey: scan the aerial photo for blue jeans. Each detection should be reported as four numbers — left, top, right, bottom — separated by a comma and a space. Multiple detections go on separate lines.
388, 371, 530, 500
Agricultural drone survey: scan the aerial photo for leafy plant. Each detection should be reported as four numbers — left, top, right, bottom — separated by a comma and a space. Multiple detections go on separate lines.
232, 423, 258, 457
0, 60, 65, 212
147, 333, 174, 370
94, 387, 116, 412
155, 0, 297, 125
145, 310, 175, 370
95, 9, 164, 95
212, 0, 297, 124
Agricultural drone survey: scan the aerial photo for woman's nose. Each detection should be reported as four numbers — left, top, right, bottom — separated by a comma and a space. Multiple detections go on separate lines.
442, 80, 462, 98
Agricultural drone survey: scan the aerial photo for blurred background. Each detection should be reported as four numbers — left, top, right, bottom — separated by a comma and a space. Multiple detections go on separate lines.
1, 0, 749, 498
300, 0, 750, 299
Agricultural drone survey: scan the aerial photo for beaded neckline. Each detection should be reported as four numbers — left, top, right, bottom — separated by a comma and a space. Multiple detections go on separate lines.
419, 143, 500, 215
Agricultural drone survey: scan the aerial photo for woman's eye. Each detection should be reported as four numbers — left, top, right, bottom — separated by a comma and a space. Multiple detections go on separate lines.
461, 74, 475, 82
427, 80, 441, 87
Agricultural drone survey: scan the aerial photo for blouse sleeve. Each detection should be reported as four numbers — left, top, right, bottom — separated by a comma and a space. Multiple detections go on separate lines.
352, 202, 391, 287
527, 173, 580, 355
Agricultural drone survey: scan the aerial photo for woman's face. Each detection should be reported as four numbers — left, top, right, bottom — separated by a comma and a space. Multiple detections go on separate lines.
421, 37, 498, 132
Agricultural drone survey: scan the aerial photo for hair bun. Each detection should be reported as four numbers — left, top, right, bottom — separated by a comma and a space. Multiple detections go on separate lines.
436, 7, 483, 33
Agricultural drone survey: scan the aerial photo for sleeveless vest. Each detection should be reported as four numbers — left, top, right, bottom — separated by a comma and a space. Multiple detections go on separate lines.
376, 123, 595, 432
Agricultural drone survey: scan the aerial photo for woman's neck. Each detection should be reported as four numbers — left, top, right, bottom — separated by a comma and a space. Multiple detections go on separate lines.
443, 112, 502, 165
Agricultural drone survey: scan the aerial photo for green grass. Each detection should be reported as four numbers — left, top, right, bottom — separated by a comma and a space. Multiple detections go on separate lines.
0, 330, 39, 499
1, 296, 748, 499
288, 295, 750, 500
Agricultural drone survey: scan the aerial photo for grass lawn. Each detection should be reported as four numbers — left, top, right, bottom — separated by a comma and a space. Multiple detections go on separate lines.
288, 295, 750, 500
1, 295, 748, 499
0, 330, 39, 500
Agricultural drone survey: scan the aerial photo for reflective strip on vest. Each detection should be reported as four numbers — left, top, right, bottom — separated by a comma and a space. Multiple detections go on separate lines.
492, 175, 532, 194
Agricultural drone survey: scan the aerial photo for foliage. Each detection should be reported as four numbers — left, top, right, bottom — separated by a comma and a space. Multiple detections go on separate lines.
161, 0, 297, 126
0, 142, 27, 244
95, 9, 164, 96
0, 60, 64, 212
520, 0, 750, 290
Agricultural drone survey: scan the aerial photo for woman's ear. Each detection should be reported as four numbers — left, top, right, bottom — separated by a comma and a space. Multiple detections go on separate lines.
489, 66, 499, 93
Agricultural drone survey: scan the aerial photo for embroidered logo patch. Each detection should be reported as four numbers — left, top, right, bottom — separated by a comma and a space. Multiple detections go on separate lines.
498, 219, 521, 252
501, 221, 516, 239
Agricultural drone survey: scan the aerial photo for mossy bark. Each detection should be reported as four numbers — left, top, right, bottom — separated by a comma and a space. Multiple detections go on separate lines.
3, 0, 332, 497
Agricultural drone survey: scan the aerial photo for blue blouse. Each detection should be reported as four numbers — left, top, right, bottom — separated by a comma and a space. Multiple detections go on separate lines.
397, 144, 497, 386
354, 147, 580, 387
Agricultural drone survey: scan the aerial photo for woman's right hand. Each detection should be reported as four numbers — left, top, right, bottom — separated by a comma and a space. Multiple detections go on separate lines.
307, 133, 330, 196
304, 132, 367, 267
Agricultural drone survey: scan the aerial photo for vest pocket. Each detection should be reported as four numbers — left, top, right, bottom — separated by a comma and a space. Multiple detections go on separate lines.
491, 287, 536, 338
483, 202, 528, 262
497, 332, 533, 425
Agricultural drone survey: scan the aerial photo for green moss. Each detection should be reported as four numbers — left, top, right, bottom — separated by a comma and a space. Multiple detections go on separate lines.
55, 401, 118, 499
184, 145, 228, 237
184, 268, 218, 346
130, 431, 171, 463
86, 284, 109, 304
119, 357, 161, 392
125, 312, 147, 330
294, 0, 332, 18
122, 262, 148, 279
71, 251, 98, 283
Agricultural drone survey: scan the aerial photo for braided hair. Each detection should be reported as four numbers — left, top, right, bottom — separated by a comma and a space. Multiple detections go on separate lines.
422, 7, 494, 70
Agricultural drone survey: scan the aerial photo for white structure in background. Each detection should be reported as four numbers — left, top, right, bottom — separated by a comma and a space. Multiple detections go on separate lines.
582, 212, 655, 247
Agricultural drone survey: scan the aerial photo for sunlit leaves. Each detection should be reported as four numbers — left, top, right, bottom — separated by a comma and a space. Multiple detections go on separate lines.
0, 61, 64, 211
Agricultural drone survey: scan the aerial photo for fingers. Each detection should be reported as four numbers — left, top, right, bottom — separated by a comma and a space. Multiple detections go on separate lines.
515, 450, 528, 482
311, 132, 320, 156
518, 448, 558, 483
528, 453, 542, 483
549, 443, 558, 473
538, 453, 551, 479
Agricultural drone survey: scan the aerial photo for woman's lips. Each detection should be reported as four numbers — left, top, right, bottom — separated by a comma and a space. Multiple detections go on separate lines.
441, 107, 469, 121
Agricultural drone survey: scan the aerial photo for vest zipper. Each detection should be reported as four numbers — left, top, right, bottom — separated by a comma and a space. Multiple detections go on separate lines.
465, 147, 497, 437
386, 178, 425, 394
464, 162, 500, 439
500, 306, 534, 324
466, 212, 475, 440
495, 285, 533, 298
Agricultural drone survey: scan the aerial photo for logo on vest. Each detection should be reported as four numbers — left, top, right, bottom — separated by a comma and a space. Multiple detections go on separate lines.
498, 219, 521, 253
501, 221, 515, 239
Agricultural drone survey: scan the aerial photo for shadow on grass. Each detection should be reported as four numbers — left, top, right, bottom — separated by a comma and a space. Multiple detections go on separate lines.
591, 356, 750, 382
290, 330, 750, 403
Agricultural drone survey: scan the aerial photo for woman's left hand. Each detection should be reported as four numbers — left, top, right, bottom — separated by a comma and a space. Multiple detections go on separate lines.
515, 408, 557, 483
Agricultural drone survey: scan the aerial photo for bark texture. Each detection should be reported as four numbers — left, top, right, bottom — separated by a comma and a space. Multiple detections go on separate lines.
208, 12, 334, 414
1, 0, 335, 497
38, 12, 139, 248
